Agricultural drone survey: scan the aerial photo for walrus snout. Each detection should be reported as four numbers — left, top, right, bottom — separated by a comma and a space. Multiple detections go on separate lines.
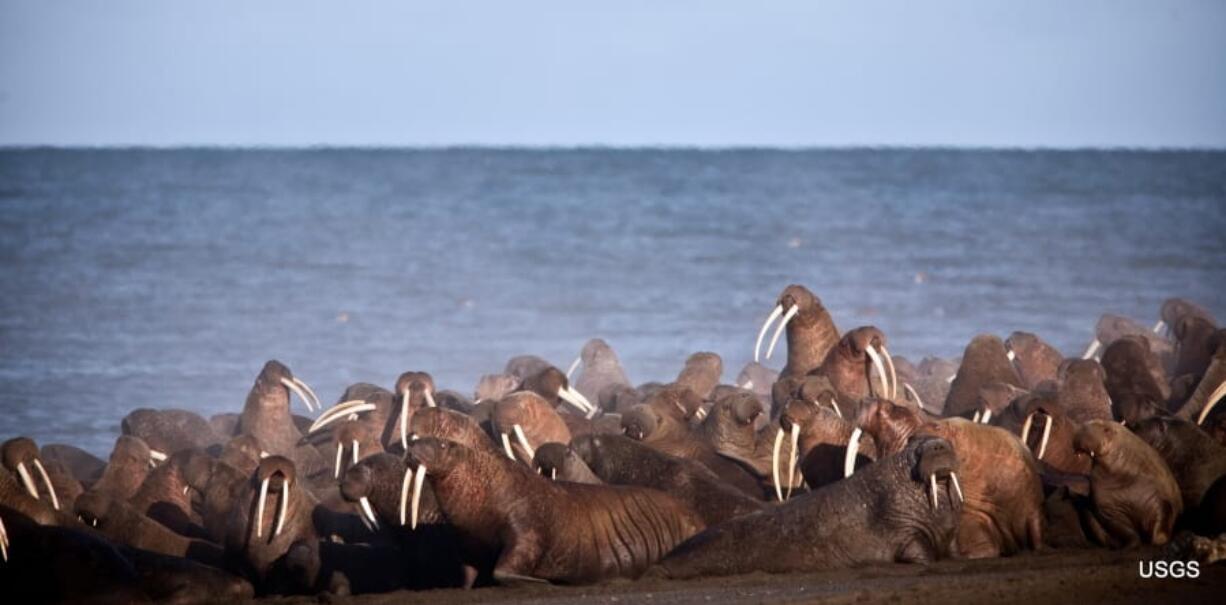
911, 437, 964, 510
621, 406, 657, 441
2, 437, 61, 511
256, 359, 321, 414
73, 490, 112, 529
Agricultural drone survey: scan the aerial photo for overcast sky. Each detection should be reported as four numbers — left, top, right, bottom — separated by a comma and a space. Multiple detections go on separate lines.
1, 1, 1224, 148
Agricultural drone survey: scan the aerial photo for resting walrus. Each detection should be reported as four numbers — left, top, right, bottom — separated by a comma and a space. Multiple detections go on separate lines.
404, 438, 705, 585
1073, 420, 1182, 547
650, 436, 963, 579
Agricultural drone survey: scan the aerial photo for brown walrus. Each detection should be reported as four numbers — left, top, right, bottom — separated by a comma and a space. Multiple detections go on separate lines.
404, 438, 705, 584
1072, 420, 1182, 546
753, 284, 841, 382
650, 435, 963, 579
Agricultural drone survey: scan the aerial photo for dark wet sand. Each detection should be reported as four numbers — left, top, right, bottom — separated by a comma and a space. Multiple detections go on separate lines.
252, 548, 1223, 605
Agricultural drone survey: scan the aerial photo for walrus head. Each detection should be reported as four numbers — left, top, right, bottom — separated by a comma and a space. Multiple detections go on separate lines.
252, 456, 297, 540
1072, 420, 1128, 468
176, 448, 217, 498
621, 405, 661, 442
252, 360, 321, 415
338, 455, 392, 530
491, 391, 567, 464
644, 384, 706, 423
1, 437, 60, 511
908, 436, 965, 512
1013, 393, 1067, 462
403, 438, 473, 530
330, 420, 376, 479
846, 398, 921, 479
754, 284, 826, 363
521, 366, 597, 417
531, 442, 571, 481
771, 398, 842, 501
1161, 298, 1216, 334
840, 326, 897, 400
73, 490, 115, 530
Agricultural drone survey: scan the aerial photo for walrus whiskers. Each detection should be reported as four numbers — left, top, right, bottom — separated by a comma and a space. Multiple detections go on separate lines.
753, 304, 785, 363
765, 304, 800, 361
410, 465, 426, 530
32, 458, 60, 510
844, 427, 862, 478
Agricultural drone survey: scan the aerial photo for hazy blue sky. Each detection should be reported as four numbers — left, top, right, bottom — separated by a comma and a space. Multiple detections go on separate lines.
2, 1, 1224, 147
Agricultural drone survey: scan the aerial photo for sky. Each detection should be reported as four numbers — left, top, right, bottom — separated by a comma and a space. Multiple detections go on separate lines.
1, 1, 1224, 148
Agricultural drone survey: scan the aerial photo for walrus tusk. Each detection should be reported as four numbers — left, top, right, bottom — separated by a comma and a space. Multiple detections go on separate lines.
766, 304, 800, 361
1081, 339, 1101, 360
551, 468, 557, 481
930, 474, 939, 510
903, 383, 928, 414
149, 449, 168, 465
1037, 414, 1053, 460
1021, 412, 1035, 444
359, 496, 380, 529
295, 377, 322, 412
512, 424, 536, 461
15, 462, 40, 500
351, 440, 360, 465
1152, 319, 1166, 335
274, 479, 290, 537
280, 377, 319, 413
980, 408, 992, 425
844, 427, 862, 478
500, 433, 516, 460
566, 356, 582, 379
741, 379, 754, 390
1196, 380, 1226, 426
0, 514, 8, 562
972, 410, 981, 423
424, 389, 437, 408
865, 346, 890, 399
399, 467, 413, 526
558, 386, 595, 416
308, 400, 377, 434
771, 428, 785, 502
754, 304, 785, 363
1006, 348, 1016, 362
410, 465, 426, 530
33, 459, 59, 511
950, 472, 964, 503
881, 345, 898, 399
334, 446, 345, 479
695, 406, 708, 420
786, 423, 800, 500
255, 477, 270, 538
824, 397, 843, 418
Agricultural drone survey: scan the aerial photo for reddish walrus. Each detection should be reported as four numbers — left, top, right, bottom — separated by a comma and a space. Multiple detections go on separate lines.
1073, 420, 1183, 547
404, 438, 705, 585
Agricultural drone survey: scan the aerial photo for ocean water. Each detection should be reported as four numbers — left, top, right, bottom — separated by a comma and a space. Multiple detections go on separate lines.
1, 148, 1223, 456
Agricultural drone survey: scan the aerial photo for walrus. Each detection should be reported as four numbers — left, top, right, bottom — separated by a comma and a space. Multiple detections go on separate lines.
519, 365, 598, 417
853, 400, 1045, 558
40, 444, 106, 489
1175, 337, 1226, 426
753, 284, 840, 380
1090, 313, 1174, 364
223, 455, 328, 595
404, 438, 704, 584
1130, 416, 1226, 534
945, 335, 1024, 418
1005, 331, 1064, 390
968, 382, 1028, 428
328, 420, 383, 481
675, 352, 723, 401
490, 391, 572, 465
773, 398, 877, 499
569, 338, 633, 403
650, 435, 963, 579
1101, 336, 1172, 424
734, 361, 779, 408
1055, 359, 1113, 424
2, 438, 63, 513
531, 442, 604, 484
338, 454, 470, 589
620, 403, 763, 499
91, 436, 156, 500
408, 406, 500, 455
504, 355, 552, 381
391, 371, 441, 446
127, 448, 208, 538
570, 433, 766, 525
1009, 392, 1092, 475
811, 326, 898, 409
474, 373, 520, 404
1072, 420, 1183, 546
1161, 297, 1217, 334
121, 408, 222, 457
597, 383, 642, 415
73, 490, 225, 568
234, 361, 326, 480
1171, 315, 1220, 381
306, 390, 396, 460
696, 390, 776, 481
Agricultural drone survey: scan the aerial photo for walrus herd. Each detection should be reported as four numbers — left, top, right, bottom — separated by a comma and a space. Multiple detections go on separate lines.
2, 284, 1225, 601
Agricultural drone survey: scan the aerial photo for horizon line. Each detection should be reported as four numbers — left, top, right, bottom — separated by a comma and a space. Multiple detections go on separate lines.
2, 143, 1225, 153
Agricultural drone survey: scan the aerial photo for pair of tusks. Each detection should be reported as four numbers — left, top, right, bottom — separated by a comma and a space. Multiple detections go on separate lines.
557, 385, 597, 419
864, 345, 897, 400
754, 304, 799, 363
280, 376, 321, 413
500, 425, 536, 462
1196, 380, 1226, 426
928, 472, 964, 510
333, 439, 361, 479
255, 476, 291, 539
397, 465, 428, 529
149, 449, 168, 468
307, 399, 379, 435
0, 514, 8, 562
398, 389, 437, 449
1020, 412, 1053, 460
971, 408, 993, 424
770, 424, 801, 502
15, 459, 60, 511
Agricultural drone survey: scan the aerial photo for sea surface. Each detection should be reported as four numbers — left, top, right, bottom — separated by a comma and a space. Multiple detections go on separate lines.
1, 148, 1223, 455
